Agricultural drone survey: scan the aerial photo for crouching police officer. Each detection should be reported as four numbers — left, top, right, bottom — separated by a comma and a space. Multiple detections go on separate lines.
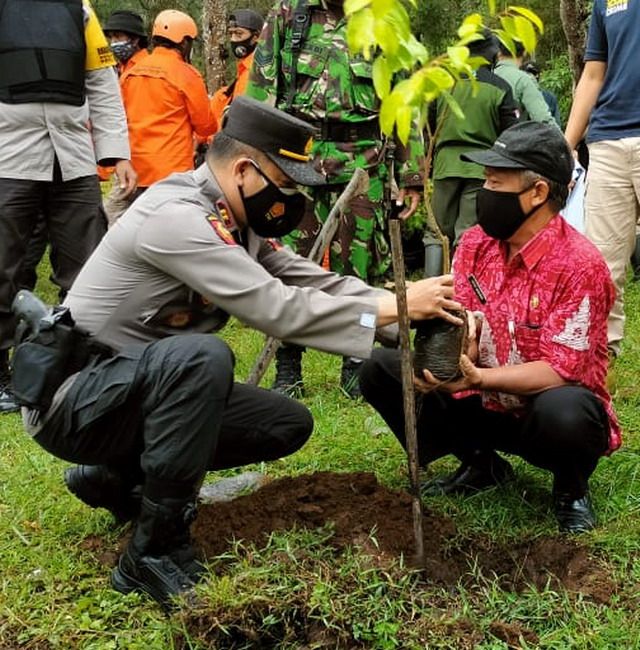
18, 97, 461, 608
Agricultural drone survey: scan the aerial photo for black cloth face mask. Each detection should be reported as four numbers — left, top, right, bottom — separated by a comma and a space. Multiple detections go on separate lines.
230, 37, 257, 59
476, 185, 547, 240
240, 161, 306, 238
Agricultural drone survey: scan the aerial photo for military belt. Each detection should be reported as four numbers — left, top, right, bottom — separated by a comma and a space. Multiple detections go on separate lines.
307, 120, 381, 143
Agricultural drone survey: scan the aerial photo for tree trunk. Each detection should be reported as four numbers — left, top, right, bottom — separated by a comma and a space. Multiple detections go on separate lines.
559, 0, 590, 84
202, 0, 228, 93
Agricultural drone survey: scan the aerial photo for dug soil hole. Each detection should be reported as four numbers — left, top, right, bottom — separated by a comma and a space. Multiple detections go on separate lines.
192, 470, 613, 601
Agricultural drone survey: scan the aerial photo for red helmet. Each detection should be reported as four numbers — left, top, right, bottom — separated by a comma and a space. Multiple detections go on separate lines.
152, 10, 197, 44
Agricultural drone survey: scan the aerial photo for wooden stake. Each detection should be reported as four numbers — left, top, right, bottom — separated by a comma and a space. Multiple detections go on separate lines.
247, 168, 369, 386
389, 217, 425, 566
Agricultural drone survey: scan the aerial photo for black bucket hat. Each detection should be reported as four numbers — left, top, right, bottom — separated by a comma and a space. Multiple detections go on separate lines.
103, 10, 147, 41
222, 96, 326, 186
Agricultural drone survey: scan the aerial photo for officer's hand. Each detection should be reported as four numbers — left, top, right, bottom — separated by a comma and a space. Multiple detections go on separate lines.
414, 354, 482, 394
114, 160, 138, 198
396, 188, 421, 220
406, 274, 463, 323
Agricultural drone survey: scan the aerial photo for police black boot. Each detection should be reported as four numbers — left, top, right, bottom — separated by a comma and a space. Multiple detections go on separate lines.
271, 344, 304, 398
340, 356, 364, 399
64, 464, 142, 523
111, 495, 199, 608
631, 234, 640, 282
0, 350, 19, 414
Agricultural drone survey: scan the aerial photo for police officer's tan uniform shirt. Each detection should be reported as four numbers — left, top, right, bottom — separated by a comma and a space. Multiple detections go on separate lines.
65, 164, 391, 358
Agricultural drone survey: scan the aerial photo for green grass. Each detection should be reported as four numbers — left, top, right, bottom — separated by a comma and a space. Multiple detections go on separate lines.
2, 262, 640, 648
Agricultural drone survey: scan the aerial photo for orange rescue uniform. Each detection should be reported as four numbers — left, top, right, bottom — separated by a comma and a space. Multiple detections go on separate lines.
120, 46, 214, 187
118, 47, 149, 76
209, 51, 255, 135
97, 48, 150, 182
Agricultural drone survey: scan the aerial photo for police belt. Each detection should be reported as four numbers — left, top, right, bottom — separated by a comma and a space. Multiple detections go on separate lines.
307, 120, 381, 143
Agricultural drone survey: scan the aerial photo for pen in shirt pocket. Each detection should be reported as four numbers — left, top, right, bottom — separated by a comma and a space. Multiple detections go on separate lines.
467, 274, 486, 305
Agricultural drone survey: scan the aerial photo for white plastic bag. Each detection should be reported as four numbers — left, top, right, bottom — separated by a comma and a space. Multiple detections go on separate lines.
561, 164, 586, 233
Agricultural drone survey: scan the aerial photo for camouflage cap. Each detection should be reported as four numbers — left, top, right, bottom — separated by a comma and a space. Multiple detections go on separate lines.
222, 96, 326, 186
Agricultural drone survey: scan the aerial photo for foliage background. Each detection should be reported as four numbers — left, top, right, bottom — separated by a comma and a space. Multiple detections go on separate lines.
91, 0, 581, 125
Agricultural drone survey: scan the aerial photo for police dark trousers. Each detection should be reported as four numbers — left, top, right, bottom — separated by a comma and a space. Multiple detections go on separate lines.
0, 161, 106, 350
33, 335, 313, 486
17, 214, 71, 300
359, 349, 609, 497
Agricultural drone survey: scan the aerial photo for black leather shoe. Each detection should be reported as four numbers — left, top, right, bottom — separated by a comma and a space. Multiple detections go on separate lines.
0, 386, 19, 413
111, 546, 196, 609
422, 455, 515, 497
554, 493, 596, 533
271, 346, 304, 398
341, 357, 363, 399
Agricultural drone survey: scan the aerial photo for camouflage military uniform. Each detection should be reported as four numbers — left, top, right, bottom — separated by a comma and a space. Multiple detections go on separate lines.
246, 0, 424, 282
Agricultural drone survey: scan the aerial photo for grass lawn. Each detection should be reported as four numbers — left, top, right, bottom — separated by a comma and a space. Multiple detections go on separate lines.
2, 262, 640, 649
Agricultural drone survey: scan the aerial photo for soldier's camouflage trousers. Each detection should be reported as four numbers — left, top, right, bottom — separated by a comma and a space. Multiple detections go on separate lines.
284, 165, 390, 281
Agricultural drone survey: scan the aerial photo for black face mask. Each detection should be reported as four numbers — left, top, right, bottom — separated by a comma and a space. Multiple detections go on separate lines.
476, 186, 547, 240
231, 36, 257, 59
240, 162, 306, 238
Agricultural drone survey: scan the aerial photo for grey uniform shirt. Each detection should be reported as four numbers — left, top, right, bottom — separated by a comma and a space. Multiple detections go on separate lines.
65, 164, 392, 359
0, 66, 130, 182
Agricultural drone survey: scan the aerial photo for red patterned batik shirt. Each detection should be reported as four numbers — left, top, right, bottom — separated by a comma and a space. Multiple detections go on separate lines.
452, 215, 620, 452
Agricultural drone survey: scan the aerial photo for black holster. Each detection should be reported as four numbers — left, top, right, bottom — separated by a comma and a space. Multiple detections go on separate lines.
11, 294, 110, 412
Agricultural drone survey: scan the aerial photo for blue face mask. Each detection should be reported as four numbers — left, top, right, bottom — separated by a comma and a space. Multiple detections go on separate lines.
110, 40, 137, 63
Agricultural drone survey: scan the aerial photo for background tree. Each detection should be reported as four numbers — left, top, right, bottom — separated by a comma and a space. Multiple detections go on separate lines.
92, 0, 581, 122
202, 0, 274, 93
559, 0, 591, 84
201, 0, 227, 93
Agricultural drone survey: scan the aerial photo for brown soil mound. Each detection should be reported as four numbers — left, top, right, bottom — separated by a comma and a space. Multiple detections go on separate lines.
489, 621, 539, 648
192, 471, 613, 601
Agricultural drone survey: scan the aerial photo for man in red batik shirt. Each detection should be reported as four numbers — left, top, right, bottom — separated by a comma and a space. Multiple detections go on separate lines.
360, 121, 619, 533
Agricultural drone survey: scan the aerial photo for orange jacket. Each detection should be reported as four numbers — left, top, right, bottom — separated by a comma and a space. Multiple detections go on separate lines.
97, 49, 150, 182
209, 51, 255, 135
118, 47, 149, 77
120, 46, 215, 187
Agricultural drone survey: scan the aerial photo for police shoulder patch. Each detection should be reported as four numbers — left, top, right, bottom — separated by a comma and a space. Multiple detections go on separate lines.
206, 213, 237, 246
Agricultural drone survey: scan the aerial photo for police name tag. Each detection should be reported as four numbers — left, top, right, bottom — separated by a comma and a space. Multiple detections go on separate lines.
360, 312, 376, 329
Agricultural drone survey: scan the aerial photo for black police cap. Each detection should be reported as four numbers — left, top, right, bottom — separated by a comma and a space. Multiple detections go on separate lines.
103, 10, 147, 40
222, 96, 326, 186
229, 9, 264, 33
461, 121, 573, 185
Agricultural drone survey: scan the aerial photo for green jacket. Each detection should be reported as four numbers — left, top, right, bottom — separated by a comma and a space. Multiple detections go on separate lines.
494, 59, 557, 127
430, 66, 521, 180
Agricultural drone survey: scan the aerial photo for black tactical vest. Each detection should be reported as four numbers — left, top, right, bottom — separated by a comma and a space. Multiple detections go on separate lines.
0, 0, 86, 105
